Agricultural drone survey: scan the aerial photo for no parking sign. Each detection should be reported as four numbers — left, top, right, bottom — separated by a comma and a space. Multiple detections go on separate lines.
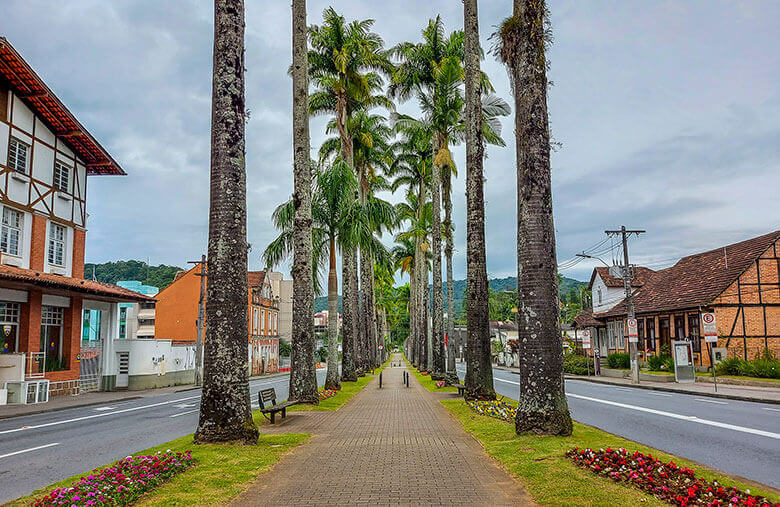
702, 312, 718, 343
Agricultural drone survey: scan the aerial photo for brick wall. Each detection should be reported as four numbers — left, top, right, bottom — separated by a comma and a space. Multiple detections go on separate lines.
72, 228, 85, 280
29, 214, 47, 271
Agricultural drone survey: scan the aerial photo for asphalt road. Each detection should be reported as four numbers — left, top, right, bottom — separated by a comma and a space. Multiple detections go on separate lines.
0, 369, 327, 503
455, 364, 780, 490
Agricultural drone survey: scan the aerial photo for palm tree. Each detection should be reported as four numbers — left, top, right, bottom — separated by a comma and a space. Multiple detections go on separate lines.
194, 0, 258, 444
264, 160, 358, 391
496, 0, 573, 434
462, 0, 495, 401
308, 7, 393, 374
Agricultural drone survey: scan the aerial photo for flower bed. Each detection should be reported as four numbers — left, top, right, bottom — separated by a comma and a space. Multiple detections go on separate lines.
32, 450, 195, 506
435, 380, 446, 388
467, 399, 517, 423
567, 447, 778, 506
319, 389, 338, 400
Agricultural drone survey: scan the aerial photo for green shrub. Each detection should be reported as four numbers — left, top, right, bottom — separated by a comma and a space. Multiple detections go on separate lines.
607, 352, 630, 369
563, 352, 590, 375
715, 350, 780, 379
647, 353, 674, 372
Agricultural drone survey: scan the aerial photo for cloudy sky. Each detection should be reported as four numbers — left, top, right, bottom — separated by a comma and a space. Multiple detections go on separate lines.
2, 1, 778, 283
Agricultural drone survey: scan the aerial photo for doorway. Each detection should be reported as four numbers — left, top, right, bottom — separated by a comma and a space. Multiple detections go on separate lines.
116, 352, 129, 388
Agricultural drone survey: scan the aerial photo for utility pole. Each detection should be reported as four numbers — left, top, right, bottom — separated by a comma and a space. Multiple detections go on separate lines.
188, 255, 207, 386
605, 226, 645, 384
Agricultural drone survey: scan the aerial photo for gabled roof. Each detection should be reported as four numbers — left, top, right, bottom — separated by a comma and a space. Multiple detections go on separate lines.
588, 266, 654, 290
0, 264, 153, 302
248, 270, 266, 289
573, 310, 603, 328
601, 230, 780, 318
0, 38, 124, 175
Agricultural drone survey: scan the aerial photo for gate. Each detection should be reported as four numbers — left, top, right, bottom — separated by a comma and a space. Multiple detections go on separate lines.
79, 343, 103, 392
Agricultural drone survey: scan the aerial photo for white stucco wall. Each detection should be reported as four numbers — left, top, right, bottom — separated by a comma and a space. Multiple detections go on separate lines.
591, 274, 627, 313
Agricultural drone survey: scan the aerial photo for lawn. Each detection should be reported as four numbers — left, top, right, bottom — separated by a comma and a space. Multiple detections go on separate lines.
290, 358, 390, 411
10, 410, 307, 506
402, 355, 458, 392
442, 399, 779, 506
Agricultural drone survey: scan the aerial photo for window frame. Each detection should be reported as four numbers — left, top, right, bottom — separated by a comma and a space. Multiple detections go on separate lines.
47, 222, 67, 267
8, 137, 30, 174
1, 207, 24, 257
53, 160, 71, 192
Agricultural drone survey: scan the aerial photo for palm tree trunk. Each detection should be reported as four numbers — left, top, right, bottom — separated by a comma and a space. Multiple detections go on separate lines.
423, 260, 431, 372
341, 245, 358, 381
444, 173, 457, 381
463, 0, 495, 400
431, 135, 445, 379
288, 0, 318, 405
359, 247, 373, 370
506, 0, 572, 435
195, 0, 258, 444
324, 237, 341, 389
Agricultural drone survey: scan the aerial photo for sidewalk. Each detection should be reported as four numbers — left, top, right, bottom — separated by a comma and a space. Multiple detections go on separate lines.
564, 374, 780, 404
0, 370, 293, 420
232, 354, 534, 506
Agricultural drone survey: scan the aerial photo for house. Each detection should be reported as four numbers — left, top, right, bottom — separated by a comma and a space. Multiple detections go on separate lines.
574, 230, 780, 366
154, 263, 281, 375
0, 39, 152, 398
267, 271, 292, 344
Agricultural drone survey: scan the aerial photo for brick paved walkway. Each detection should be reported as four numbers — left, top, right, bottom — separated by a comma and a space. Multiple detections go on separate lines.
232, 354, 533, 506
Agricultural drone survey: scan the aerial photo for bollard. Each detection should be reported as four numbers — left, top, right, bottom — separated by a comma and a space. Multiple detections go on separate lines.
379, 371, 383, 389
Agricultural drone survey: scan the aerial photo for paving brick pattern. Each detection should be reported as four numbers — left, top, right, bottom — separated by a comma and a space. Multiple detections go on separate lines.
233, 354, 532, 506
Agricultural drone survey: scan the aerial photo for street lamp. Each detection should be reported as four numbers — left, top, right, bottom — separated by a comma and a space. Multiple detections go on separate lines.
575, 252, 610, 267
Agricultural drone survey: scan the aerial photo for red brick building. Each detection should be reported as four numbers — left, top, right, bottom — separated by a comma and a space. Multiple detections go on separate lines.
0, 39, 152, 395
574, 230, 780, 366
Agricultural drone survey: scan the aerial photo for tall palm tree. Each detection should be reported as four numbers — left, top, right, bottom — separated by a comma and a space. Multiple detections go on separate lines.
264, 160, 358, 391
194, 0, 258, 444
462, 0, 495, 400
308, 7, 392, 374
497, 0, 573, 435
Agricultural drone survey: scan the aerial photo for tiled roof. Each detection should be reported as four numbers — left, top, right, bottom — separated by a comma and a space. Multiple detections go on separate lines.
573, 310, 603, 328
601, 230, 780, 318
0, 264, 154, 301
0, 38, 124, 175
589, 266, 654, 289
247, 271, 266, 288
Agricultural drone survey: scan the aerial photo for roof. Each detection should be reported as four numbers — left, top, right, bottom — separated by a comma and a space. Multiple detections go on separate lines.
247, 270, 266, 288
573, 310, 603, 328
589, 266, 655, 290
0, 264, 154, 302
0, 38, 124, 175
601, 230, 780, 318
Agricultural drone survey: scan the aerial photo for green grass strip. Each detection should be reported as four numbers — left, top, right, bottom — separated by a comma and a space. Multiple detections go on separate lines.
441, 399, 778, 506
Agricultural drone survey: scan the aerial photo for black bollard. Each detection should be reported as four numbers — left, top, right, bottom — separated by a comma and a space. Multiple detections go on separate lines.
379, 371, 383, 389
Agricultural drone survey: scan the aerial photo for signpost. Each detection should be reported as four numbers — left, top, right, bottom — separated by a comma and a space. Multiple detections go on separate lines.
627, 318, 639, 343
702, 312, 718, 392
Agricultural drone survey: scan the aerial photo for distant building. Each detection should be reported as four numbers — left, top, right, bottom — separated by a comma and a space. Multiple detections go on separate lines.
574, 230, 780, 366
154, 263, 280, 375
267, 271, 292, 343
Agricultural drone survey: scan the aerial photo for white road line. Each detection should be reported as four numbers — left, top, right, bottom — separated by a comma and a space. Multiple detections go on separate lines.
0, 442, 60, 460
0, 395, 201, 435
567, 393, 780, 440
648, 392, 674, 397
763, 407, 780, 413
170, 409, 199, 418
695, 398, 728, 405
94, 406, 117, 411
495, 378, 518, 384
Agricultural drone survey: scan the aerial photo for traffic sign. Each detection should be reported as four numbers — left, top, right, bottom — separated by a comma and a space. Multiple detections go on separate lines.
378, 344, 384, 350
627, 317, 638, 343
581, 329, 591, 349
702, 312, 718, 343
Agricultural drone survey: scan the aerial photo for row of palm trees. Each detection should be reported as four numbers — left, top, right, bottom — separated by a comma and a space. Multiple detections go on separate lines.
195, 0, 572, 445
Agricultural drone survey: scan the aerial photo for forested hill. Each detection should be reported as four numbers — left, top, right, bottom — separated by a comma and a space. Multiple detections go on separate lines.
312, 276, 586, 313
84, 260, 184, 290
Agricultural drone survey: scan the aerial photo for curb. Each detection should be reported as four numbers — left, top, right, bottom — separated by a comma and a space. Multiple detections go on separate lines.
565, 375, 780, 405
0, 395, 144, 420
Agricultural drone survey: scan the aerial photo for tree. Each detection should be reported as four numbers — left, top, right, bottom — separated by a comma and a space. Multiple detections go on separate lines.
289, 0, 318, 405
462, 0, 495, 400
497, 0, 573, 435
194, 0, 258, 444
264, 160, 358, 391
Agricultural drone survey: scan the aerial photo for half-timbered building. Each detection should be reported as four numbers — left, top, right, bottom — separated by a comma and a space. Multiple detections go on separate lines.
0, 38, 151, 396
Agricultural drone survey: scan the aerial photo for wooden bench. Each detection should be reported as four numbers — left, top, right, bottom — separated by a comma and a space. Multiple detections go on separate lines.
452, 383, 466, 396
258, 388, 298, 424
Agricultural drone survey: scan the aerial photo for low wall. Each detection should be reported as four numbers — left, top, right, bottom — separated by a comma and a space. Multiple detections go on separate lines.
127, 369, 196, 391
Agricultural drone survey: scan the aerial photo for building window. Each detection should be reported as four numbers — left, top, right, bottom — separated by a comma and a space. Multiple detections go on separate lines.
119, 307, 127, 339
41, 305, 65, 370
659, 317, 671, 351
674, 315, 685, 341
260, 310, 265, 335
597, 288, 602, 305
688, 314, 701, 353
645, 317, 656, 351
53, 160, 70, 192
8, 138, 30, 174
47, 222, 66, 266
1, 207, 23, 256
616, 320, 625, 350
637, 317, 645, 351
607, 321, 616, 349
0, 302, 21, 353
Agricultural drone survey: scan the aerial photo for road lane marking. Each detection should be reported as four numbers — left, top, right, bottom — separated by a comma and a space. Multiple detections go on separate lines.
170, 409, 199, 418
567, 393, 780, 440
94, 406, 117, 411
648, 392, 673, 397
695, 398, 728, 405
763, 407, 780, 412
495, 378, 518, 384
0, 395, 201, 435
0, 442, 60, 460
